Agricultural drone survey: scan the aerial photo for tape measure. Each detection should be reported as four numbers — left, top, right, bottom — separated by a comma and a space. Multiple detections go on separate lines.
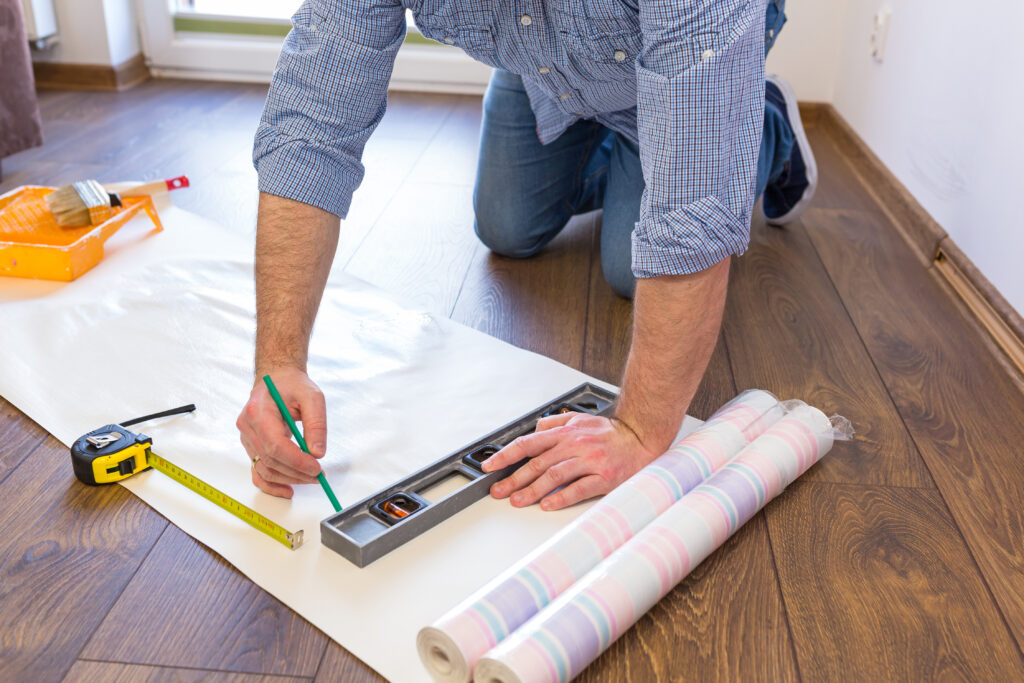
70, 405, 304, 550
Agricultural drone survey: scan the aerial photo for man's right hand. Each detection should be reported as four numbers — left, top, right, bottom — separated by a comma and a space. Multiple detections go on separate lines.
236, 366, 328, 498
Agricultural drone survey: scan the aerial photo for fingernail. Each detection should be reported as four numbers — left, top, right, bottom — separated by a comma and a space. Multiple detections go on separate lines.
511, 493, 524, 506
481, 459, 492, 472
313, 443, 326, 456
540, 499, 552, 510
491, 484, 504, 497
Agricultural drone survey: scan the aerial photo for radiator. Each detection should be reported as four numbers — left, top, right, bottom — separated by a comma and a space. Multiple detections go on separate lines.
20, 0, 58, 45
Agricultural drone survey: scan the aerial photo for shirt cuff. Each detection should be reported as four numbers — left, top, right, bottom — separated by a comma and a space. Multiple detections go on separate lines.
255, 140, 362, 219
631, 195, 750, 277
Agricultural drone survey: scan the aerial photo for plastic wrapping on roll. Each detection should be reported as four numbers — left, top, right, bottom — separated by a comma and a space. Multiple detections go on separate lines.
417, 390, 786, 682
474, 403, 850, 683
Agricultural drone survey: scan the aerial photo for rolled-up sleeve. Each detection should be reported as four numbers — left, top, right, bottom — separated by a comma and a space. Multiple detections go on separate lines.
632, 0, 766, 277
253, 0, 406, 218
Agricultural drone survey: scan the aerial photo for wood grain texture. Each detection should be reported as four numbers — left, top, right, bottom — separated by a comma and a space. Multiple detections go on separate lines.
767, 481, 1024, 680
578, 513, 799, 683
802, 125, 883, 214
804, 206, 1024, 651
0, 437, 167, 681
313, 643, 386, 683
64, 661, 308, 683
406, 95, 483, 187
82, 527, 327, 677
0, 397, 47, 483
722, 214, 934, 488
344, 182, 479, 317
450, 214, 594, 369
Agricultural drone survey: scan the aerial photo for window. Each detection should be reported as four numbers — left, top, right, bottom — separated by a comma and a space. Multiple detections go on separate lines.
137, 0, 491, 91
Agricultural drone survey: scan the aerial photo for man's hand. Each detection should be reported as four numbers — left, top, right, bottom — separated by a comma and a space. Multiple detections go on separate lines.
482, 411, 658, 510
238, 193, 339, 497
483, 257, 731, 511
237, 366, 328, 498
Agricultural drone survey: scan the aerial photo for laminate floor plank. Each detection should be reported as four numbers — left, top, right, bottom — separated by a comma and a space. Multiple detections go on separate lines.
722, 214, 935, 488
82, 526, 327, 677
64, 661, 310, 683
578, 513, 799, 683
313, 644, 385, 683
450, 214, 594, 369
0, 396, 48, 483
343, 182, 479, 317
803, 205, 1024, 651
0, 436, 167, 681
405, 94, 483, 187
768, 480, 1024, 680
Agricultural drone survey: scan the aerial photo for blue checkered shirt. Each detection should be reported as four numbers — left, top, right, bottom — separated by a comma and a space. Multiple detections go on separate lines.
254, 0, 767, 276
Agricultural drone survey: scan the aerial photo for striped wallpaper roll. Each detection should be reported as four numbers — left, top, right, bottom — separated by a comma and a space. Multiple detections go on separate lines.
418, 390, 785, 682
474, 404, 839, 683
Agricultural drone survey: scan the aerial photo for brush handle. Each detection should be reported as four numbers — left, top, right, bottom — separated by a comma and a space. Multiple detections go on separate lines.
118, 176, 190, 198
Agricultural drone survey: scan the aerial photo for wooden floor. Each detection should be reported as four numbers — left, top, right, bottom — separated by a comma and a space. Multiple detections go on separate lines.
2, 81, 1023, 682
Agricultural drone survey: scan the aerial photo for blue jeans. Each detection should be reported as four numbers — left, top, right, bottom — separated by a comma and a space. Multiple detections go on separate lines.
474, 0, 792, 299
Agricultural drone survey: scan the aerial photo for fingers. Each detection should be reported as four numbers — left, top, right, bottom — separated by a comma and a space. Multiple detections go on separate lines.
508, 457, 588, 508
490, 445, 567, 499
297, 389, 328, 458
238, 422, 318, 483
251, 464, 293, 498
539, 475, 608, 510
535, 412, 575, 432
482, 428, 568, 473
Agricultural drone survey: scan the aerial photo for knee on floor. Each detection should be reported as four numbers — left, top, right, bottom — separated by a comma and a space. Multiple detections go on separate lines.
473, 211, 547, 259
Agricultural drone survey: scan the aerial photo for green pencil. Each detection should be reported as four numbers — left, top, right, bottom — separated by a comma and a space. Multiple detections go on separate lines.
262, 374, 342, 512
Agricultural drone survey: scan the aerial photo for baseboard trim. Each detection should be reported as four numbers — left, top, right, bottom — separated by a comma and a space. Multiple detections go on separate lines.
810, 103, 1024, 375
934, 242, 1024, 375
33, 54, 150, 91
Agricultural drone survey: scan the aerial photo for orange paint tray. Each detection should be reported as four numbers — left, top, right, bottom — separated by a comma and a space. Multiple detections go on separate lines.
0, 185, 163, 281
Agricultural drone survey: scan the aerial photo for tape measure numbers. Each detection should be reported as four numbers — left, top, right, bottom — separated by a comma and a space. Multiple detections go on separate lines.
71, 408, 304, 550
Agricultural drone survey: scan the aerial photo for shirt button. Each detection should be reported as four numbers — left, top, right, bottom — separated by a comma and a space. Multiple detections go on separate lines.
538, 66, 550, 74
574, 110, 584, 115
560, 92, 571, 100
444, 36, 455, 44
613, 50, 626, 62
520, 14, 532, 26
702, 49, 715, 60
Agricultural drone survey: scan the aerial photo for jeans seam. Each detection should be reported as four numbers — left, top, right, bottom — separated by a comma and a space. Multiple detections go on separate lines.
566, 123, 605, 215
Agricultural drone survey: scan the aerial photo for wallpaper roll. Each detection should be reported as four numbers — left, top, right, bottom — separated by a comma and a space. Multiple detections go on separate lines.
418, 390, 785, 682
474, 404, 843, 683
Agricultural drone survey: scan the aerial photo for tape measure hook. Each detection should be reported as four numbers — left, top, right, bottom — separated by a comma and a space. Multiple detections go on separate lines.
86, 432, 123, 449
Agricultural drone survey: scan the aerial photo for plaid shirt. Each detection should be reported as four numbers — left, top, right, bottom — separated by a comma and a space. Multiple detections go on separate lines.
255, 0, 767, 276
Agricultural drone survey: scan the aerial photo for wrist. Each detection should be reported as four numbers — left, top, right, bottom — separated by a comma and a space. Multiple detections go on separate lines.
255, 354, 307, 379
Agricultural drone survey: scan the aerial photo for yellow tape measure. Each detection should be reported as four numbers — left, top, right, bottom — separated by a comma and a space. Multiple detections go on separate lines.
70, 405, 304, 550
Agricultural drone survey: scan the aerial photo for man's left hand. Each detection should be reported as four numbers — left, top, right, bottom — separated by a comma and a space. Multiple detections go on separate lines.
481, 412, 658, 511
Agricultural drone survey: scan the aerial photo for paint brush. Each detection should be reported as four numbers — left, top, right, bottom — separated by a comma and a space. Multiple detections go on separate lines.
262, 374, 343, 512
45, 175, 189, 227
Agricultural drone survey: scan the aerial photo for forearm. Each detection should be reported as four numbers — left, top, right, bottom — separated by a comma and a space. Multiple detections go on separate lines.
614, 257, 731, 455
254, 192, 340, 375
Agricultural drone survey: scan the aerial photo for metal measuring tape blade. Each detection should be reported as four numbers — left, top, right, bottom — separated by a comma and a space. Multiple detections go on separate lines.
71, 406, 304, 550
320, 382, 617, 567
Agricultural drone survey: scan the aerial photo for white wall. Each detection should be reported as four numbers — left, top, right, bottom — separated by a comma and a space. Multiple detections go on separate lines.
833, 0, 1024, 315
766, 0, 848, 102
32, 0, 140, 65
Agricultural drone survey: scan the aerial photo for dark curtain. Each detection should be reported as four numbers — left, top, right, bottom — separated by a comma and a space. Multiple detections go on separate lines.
0, 0, 43, 165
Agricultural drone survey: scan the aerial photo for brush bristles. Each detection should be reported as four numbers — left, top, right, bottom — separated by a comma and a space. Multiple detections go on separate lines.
45, 179, 112, 227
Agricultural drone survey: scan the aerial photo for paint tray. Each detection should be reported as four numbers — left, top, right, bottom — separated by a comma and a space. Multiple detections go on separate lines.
0, 185, 163, 281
